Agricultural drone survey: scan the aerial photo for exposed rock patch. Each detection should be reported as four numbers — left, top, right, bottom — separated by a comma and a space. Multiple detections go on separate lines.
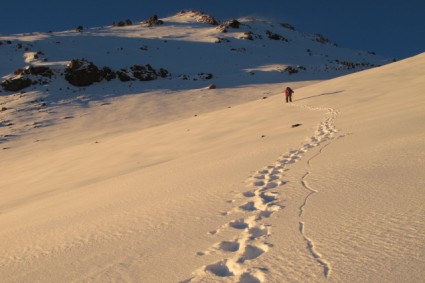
266, 31, 289, 42
178, 10, 218, 25
143, 15, 164, 27
1, 77, 32, 91
1, 66, 54, 91
65, 59, 102, 86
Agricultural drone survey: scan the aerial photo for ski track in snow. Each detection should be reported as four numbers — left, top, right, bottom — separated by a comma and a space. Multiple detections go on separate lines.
183, 104, 344, 282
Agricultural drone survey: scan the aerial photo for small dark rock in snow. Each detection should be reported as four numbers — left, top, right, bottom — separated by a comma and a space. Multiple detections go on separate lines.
281, 23, 295, 30
215, 37, 230, 43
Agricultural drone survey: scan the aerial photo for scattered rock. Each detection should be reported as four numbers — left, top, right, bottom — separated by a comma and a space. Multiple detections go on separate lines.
241, 32, 254, 40
281, 23, 295, 30
179, 74, 190, 80
113, 19, 133, 27
207, 84, 216, 89
198, 73, 213, 80
314, 34, 332, 44
215, 37, 230, 43
266, 31, 289, 42
284, 66, 299, 75
291, 124, 302, 128
157, 68, 170, 78
230, 47, 246, 52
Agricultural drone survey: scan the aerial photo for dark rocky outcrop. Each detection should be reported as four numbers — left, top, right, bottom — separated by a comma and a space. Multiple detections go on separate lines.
224, 19, 240, 29
198, 73, 213, 80
216, 25, 227, 33
1, 66, 54, 91
0, 56, 169, 90
178, 10, 218, 25
116, 65, 169, 81
283, 65, 306, 75
157, 68, 170, 78
130, 64, 157, 81
266, 31, 289, 42
116, 70, 132, 82
215, 37, 230, 43
1, 77, 32, 91
241, 32, 253, 40
113, 19, 133, 27
15, 66, 53, 77
314, 34, 331, 44
144, 15, 164, 27
240, 32, 262, 41
65, 59, 102, 86
100, 67, 117, 81
217, 19, 241, 33
281, 23, 295, 31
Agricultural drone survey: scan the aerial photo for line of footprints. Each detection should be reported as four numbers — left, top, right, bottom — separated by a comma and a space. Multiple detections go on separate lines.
184, 106, 340, 283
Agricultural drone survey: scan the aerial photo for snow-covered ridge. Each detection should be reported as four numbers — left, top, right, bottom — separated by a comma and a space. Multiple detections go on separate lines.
0, 11, 389, 93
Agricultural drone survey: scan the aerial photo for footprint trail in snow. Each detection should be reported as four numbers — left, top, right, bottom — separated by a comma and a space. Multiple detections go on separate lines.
184, 105, 343, 282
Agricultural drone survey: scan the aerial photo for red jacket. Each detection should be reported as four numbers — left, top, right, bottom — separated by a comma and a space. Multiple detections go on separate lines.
285, 88, 293, 96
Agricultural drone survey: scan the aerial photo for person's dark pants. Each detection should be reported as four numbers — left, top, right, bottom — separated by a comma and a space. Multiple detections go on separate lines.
286, 95, 292, 103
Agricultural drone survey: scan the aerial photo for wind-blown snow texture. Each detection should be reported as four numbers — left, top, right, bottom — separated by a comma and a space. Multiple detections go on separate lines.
1, 11, 424, 283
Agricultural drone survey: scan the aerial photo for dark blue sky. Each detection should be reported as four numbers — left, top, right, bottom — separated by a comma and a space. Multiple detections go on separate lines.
1, 1, 424, 59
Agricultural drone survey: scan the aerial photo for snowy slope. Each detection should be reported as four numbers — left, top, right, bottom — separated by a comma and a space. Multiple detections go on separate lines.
2, 10, 423, 283
0, 11, 388, 146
